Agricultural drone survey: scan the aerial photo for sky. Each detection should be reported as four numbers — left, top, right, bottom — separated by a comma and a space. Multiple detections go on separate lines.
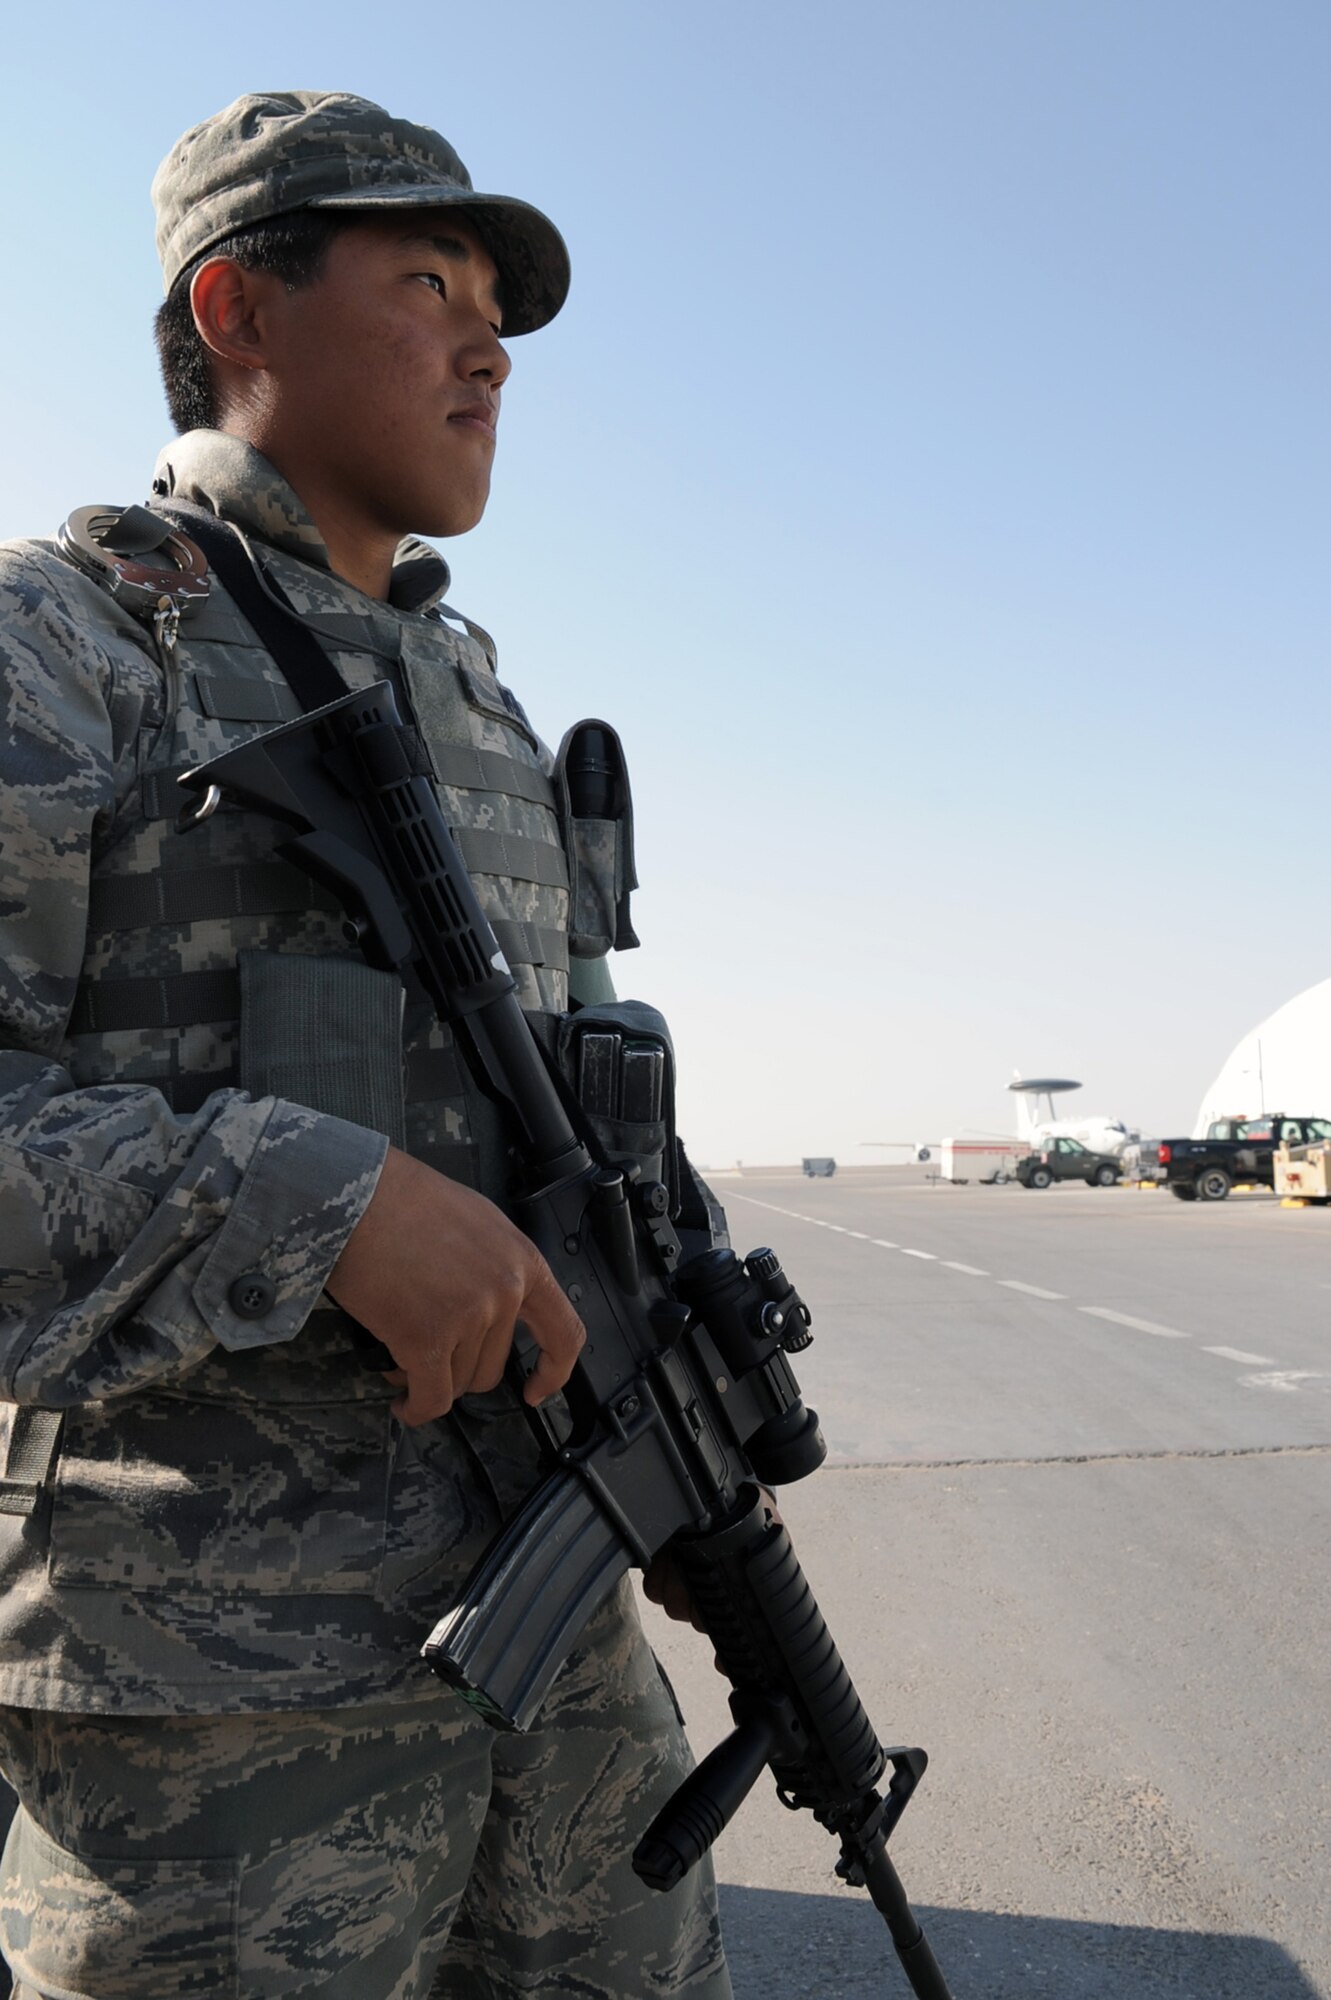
2, 1, 1327, 1164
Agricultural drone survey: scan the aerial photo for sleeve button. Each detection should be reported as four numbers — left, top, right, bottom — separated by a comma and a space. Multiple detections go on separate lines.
228, 1273, 277, 1320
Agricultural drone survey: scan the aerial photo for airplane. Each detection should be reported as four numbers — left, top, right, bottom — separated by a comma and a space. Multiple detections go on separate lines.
861, 1077, 1148, 1170
1009, 1075, 1141, 1157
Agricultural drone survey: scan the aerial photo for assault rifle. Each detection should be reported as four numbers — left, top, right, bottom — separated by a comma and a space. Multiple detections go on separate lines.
180, 681, 954, 1999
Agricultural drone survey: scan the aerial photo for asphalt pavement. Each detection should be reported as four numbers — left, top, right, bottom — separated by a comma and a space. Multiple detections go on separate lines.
639, 1167, 1331, 1999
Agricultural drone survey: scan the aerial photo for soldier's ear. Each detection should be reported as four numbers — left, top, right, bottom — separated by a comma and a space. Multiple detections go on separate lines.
189, 258, 276, 372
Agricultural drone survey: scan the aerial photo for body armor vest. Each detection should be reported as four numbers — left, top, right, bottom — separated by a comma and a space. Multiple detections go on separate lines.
62, 537, 633, 1206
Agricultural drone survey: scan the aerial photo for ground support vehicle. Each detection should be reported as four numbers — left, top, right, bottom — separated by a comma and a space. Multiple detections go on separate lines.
802, 1157, 837, 1178
1118, 1140, 1164, 1187
940, 1140, 1028, 1185
1159, 1116, 1331, 1202
1273, 1142, 1331, 1205
1015, 1137, 1121, 1189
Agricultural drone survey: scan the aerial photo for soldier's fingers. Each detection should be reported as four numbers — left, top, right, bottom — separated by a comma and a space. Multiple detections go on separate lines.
520, 1280, 586, 1405
391, 1350, 455, 1427
453, 1316, 517, 1400
643, 1552, 714, 1633
641, 1556, 677, 1609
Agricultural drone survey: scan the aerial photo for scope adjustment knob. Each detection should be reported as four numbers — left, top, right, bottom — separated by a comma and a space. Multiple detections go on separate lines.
781, 1305, 814, 1354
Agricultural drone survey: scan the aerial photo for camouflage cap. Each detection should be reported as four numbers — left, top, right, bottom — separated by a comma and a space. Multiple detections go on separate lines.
152, 90, 570, 335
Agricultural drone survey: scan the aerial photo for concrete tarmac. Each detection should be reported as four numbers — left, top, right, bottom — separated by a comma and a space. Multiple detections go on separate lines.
640, 1168, 1331, 1999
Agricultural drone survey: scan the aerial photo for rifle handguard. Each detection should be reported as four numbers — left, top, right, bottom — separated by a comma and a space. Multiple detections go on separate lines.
671, 1497, 887, 1810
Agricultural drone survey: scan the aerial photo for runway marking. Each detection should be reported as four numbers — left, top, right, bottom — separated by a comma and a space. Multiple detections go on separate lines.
727, 1196, 814, 1223
724, 1194, 1295, 1380
1238, 1370, 1331, 1395
1079, 1306, 1190, 1339
726, 1196, 933, 1262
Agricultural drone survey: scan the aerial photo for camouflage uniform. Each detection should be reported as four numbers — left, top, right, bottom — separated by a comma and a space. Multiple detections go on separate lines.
0, 1586, 722, 1999
0, 347, 727, 2000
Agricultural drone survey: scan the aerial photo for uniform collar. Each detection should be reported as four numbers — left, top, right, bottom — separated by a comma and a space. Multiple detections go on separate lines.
152, 430, 452, 615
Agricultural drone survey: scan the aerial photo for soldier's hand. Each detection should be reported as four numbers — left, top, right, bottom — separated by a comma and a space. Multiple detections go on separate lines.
325, 1145, 585, 1425
641, 1551, 712, 1633
642, 1486, 785, 1652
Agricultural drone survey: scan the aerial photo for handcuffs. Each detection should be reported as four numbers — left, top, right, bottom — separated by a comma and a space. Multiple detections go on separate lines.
57, 503, 210, 655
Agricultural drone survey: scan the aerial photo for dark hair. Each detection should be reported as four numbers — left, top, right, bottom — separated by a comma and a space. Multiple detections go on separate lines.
153, 210, 349, 434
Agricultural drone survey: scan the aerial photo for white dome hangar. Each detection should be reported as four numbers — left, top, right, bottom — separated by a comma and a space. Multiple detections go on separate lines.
1193, 977, 1331, 1136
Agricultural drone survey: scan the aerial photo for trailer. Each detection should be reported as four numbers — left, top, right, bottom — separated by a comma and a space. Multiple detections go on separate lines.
940, 1138, 1027, 1185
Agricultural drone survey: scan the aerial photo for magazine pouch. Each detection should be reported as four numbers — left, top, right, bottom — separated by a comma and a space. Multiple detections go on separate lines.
557, 999, 674, 1201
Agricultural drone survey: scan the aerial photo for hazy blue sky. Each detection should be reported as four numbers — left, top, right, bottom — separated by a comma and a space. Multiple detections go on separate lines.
3, 1, 1327, 1162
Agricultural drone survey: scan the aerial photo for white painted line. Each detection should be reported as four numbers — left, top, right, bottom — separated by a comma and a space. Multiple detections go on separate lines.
1238, 1370, 1331, 1394
705, 1195, 1275, 1391
726, 1198, 912, 1258
727, 1195, 809, 1220
1079, 1306, 1190, 1340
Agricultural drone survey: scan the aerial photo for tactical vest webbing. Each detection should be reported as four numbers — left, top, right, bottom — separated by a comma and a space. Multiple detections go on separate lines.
62, 533, 586, 1197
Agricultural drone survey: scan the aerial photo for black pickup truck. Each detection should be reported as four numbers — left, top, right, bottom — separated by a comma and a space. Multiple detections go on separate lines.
1016, 1137, 1122, 1189
1159, 1114, 1331, 1201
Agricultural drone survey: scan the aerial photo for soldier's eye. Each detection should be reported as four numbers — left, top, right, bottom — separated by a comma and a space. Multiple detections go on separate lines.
417, 272, 447, 296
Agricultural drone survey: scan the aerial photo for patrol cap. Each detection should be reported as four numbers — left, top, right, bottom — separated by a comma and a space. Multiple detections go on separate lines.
152, 90, 570, 335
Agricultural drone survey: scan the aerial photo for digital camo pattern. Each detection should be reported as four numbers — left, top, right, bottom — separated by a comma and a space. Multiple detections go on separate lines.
0, 428, 593, 1712
430, 1580, 730, 2000
0, 534, 388, 1406
152, 90, 571, 335
155, 430, 330, 567
0, 1585, 731, 1999
566, 815, 634, 958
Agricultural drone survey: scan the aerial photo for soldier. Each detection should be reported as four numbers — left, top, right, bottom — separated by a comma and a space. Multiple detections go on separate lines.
0, 91, 732, 1999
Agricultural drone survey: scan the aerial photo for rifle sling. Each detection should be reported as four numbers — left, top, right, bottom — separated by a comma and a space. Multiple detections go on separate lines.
161, 505, 350, 712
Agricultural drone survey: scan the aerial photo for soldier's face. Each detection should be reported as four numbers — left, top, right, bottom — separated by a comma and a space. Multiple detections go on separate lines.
262, 213, 511, 539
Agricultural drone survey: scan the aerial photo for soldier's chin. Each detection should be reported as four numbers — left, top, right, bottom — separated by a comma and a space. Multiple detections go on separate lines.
421, 477, 492, 540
